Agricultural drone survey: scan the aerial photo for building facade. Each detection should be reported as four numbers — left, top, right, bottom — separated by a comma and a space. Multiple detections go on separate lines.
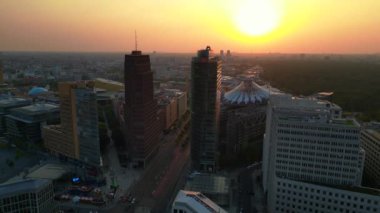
221, 79, 269, 161
43, 82, 101, 166
263, 95, 369, 213
190, 46, 222, 172
360, 122, 380, 188
0, 179, 56, 213
124, 50, 160, 168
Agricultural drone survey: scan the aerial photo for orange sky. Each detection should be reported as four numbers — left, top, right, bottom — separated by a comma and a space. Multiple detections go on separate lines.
0, 0, 379, 53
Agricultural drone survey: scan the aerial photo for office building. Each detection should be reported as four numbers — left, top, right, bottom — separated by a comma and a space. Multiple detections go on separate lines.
5, 103, 59, 143
0, 97, 31, 136
124, 50, 160, 168
0, 179, 56, 213
190, 46, 222, 172
361, 122, 380, 187
43, 81, 101, 166
171, 190, 227, 213
262, 94, 377, 213
158, 96, 178, 131
222, 79, 269, 160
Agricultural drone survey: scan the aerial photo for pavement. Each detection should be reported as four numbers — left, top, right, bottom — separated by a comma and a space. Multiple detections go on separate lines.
0, 146, 44, 183
236, 163, 265, 213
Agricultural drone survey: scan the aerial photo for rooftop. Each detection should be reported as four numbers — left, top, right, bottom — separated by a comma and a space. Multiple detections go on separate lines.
186, 174, 230, 194
271, 94, 341, 112
0, 97, 30, 108
0, 179, 51, 197
26, 163, 69, 180
173, 190, 227, 213
94, 78, 124, 87
10, 103, 59, 115
224, 80, 269, 105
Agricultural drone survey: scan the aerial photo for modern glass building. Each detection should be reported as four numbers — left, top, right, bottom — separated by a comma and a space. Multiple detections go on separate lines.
190, 46, 222, 173
43, 82, 101, 166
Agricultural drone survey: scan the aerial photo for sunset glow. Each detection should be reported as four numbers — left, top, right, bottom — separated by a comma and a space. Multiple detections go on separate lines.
0, 0, 379, 53
235, 0, 281, 36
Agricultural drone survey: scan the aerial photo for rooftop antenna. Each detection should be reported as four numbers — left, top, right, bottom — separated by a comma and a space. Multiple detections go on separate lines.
134, 30, 138, 51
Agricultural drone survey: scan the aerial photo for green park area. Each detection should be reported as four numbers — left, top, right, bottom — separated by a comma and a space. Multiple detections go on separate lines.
259, 57, 380, 121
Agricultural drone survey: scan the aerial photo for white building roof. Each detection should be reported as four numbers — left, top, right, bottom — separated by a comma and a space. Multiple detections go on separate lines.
224, 80, 269, 105
173, 190, 227, 213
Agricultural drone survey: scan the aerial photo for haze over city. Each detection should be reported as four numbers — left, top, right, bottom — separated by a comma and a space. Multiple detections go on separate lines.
1, 0, 380, 53
1, 1, 380, 213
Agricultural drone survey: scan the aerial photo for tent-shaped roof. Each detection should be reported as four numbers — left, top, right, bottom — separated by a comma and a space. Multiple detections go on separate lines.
224, 80, 269, 105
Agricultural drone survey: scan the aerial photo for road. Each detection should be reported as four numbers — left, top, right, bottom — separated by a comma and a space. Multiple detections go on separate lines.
237, 168, 254, 213
108, 126, 190, 213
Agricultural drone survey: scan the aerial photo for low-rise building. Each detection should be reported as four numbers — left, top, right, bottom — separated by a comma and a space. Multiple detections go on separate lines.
158, 96, 178, 131
0, 179, 56, 213
172, 190, 227, 213
5, 103, 59, 143
0, 97, 31, 136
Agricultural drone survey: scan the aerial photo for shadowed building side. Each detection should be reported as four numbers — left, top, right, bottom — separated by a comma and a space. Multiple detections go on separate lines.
124, 50, 160, 168
190, 46, 222, 173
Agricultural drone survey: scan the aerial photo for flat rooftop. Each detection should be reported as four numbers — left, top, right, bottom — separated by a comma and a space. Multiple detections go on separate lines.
271, 94, 341, 112
94, 78, 124, 87
0, 97, 30, 108
185, 174, 230, 194
11, 103, 59, 115
26, 163, 69, 180
0, 179, 51, 197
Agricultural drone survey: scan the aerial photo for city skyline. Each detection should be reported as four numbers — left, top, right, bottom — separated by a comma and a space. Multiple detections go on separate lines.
1, 0, 380, 53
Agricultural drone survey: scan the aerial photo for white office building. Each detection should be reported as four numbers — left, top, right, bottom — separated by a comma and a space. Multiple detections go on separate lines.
171, 190, 227, 213
360, 122, 380, 187
262, 94, 380, 213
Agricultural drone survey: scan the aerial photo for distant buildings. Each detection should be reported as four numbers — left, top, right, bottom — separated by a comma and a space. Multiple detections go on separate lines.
262, 94, 380, 213
5, 103, 59, 143
43, 81, 101, 166
158, 94, 178, 131
190, 46, 222, 172
172, 190, 227, 213
156, 89, 188, 131
124, 50, 160, 168
361, 122, 380, 187
0, 179, 56, 213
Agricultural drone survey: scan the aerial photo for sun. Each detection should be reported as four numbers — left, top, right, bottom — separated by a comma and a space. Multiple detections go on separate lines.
235, 0, 281, 36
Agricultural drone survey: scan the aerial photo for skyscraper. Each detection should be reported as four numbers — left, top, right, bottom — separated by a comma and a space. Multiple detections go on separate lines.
124, 50, 160, 168
43, 82, 101, 166
190, 46, 222, 172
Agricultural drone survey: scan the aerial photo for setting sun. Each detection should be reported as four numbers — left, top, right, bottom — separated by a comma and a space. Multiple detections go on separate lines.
235, 0, 281, 36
